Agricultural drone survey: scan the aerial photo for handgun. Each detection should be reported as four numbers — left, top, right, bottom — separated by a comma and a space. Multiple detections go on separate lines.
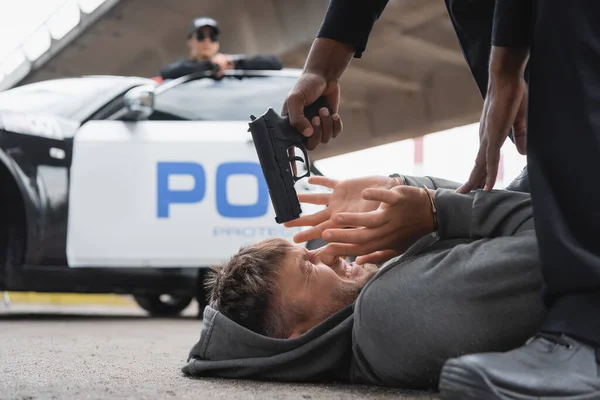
248, 96, 332, 224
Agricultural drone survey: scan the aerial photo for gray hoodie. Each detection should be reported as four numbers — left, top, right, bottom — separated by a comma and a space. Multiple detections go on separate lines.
182, 175, 547, 389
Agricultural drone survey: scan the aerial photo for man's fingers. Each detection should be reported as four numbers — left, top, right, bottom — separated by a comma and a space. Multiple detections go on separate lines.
297, 192, 331, 206
283, 208, 330, 228
356, 250, 400, 265
322, 242, 379, 258
333, 211, 385, 229
285, 92, 313, 138
322, 225, 389, 246
319, 107, 334, 144
361, 188, 402, 205
291, 221, 332, 243
307, 175, 338, 189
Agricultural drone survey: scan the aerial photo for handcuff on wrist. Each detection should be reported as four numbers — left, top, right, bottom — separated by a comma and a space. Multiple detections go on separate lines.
421, 185, 439, 234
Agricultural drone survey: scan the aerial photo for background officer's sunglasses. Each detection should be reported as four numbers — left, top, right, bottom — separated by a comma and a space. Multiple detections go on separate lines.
196, 31, 219, 42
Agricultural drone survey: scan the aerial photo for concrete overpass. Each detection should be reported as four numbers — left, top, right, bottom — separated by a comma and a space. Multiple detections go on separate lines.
16, 0, 483, 160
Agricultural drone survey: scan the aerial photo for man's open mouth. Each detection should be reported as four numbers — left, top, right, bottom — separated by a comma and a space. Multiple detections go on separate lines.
344, 262, 360, 279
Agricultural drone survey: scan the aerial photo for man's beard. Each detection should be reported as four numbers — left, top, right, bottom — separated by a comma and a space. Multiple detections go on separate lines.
322, 264, 379, 317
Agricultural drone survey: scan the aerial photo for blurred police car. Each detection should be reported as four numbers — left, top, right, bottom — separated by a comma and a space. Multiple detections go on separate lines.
0, 69, 327, 316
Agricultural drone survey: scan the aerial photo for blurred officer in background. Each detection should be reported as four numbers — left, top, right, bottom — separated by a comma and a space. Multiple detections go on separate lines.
159, 17, 283, 81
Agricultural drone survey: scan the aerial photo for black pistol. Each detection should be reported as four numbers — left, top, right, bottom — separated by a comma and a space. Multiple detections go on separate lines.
248, 96, 332, 224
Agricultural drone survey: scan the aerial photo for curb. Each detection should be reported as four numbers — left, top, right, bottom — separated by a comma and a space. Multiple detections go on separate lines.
5, 292, 135, 306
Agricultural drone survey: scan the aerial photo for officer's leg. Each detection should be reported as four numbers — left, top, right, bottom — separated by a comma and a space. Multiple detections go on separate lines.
439, 1, 600, 398
527, 0, 600, 344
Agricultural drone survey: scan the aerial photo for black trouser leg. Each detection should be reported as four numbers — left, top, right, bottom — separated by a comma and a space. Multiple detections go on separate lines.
527, 0, 600, 345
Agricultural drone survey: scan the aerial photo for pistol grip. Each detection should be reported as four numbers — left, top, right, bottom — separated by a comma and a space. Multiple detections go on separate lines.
303, 96, 332, 123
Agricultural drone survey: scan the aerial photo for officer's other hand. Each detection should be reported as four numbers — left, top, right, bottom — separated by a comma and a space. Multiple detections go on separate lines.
458, 46, 529, 194
457, 77, 527, 194
513, 86, 527, 155
282, 73, 342, 151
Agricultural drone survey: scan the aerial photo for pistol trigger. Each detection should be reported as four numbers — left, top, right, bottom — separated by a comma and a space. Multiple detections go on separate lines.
288, 156, 305, 163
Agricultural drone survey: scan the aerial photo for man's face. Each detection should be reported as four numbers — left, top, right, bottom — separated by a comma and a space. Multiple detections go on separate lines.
188, 26, 219, 59
278, 246, 378, 338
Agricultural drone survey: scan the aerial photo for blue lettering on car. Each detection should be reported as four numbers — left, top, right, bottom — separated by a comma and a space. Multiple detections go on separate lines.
157, 161, 269, 219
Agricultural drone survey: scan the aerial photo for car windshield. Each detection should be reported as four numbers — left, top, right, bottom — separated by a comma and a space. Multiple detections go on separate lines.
0, 77, 123, 120
154, 75, 299, 121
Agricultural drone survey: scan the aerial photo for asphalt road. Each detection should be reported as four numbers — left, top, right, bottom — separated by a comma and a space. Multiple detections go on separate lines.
0, 302, 438, 400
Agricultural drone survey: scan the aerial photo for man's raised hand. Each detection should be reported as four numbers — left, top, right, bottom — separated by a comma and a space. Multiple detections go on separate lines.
318, 185, 436, 264
283, 175, 404, 243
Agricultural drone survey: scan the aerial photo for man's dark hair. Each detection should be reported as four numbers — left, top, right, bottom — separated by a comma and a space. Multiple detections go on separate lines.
204, 238, 296, 338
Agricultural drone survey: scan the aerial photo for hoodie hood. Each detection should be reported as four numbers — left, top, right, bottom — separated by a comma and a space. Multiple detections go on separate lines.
182, 304, 355, 382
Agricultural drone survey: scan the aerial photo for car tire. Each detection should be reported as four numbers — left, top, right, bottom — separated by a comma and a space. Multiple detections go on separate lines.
133, 294, 193, 317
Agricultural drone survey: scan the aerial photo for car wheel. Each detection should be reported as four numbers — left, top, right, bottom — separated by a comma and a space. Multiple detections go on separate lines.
133, 294, 193, 317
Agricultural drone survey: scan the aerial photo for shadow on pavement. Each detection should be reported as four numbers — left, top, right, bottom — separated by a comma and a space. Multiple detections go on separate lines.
189, 377, 438, 399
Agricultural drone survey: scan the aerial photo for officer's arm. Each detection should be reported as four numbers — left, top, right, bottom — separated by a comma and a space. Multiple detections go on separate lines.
300, 0, 389, 85
316, 0, 390, 59
160, 59, 214, 80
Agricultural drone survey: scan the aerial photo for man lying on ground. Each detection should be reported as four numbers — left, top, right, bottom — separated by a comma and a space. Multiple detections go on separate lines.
182, 172, 546, 389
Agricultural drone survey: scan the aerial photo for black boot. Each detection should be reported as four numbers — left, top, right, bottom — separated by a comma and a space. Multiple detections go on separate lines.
439, 333, 600, 399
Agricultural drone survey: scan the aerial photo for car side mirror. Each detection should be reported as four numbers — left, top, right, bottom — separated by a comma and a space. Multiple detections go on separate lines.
122, 85, 156, 121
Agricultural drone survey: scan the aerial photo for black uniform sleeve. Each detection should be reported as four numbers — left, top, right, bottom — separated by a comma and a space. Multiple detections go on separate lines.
159, 59, 214, 80
233, 55, 283, 70
316, 0, 390, 58
492, 0, 533, 47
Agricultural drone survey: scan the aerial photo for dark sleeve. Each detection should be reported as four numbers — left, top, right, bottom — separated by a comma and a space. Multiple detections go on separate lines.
316, 0, 390, 58
435, 189, 533, 239
160, 59, 214, 80
492, 0, 533, 47
390, 173, 533, 238
233, 55, 283, 70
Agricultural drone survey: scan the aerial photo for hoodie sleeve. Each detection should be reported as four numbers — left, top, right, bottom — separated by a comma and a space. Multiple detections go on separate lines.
435, 188, 533, 240
392, 173, 531, 238
316, 0, 390, 58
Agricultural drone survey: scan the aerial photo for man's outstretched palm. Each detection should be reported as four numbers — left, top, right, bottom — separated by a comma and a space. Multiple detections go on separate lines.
283, 175, 404, 243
